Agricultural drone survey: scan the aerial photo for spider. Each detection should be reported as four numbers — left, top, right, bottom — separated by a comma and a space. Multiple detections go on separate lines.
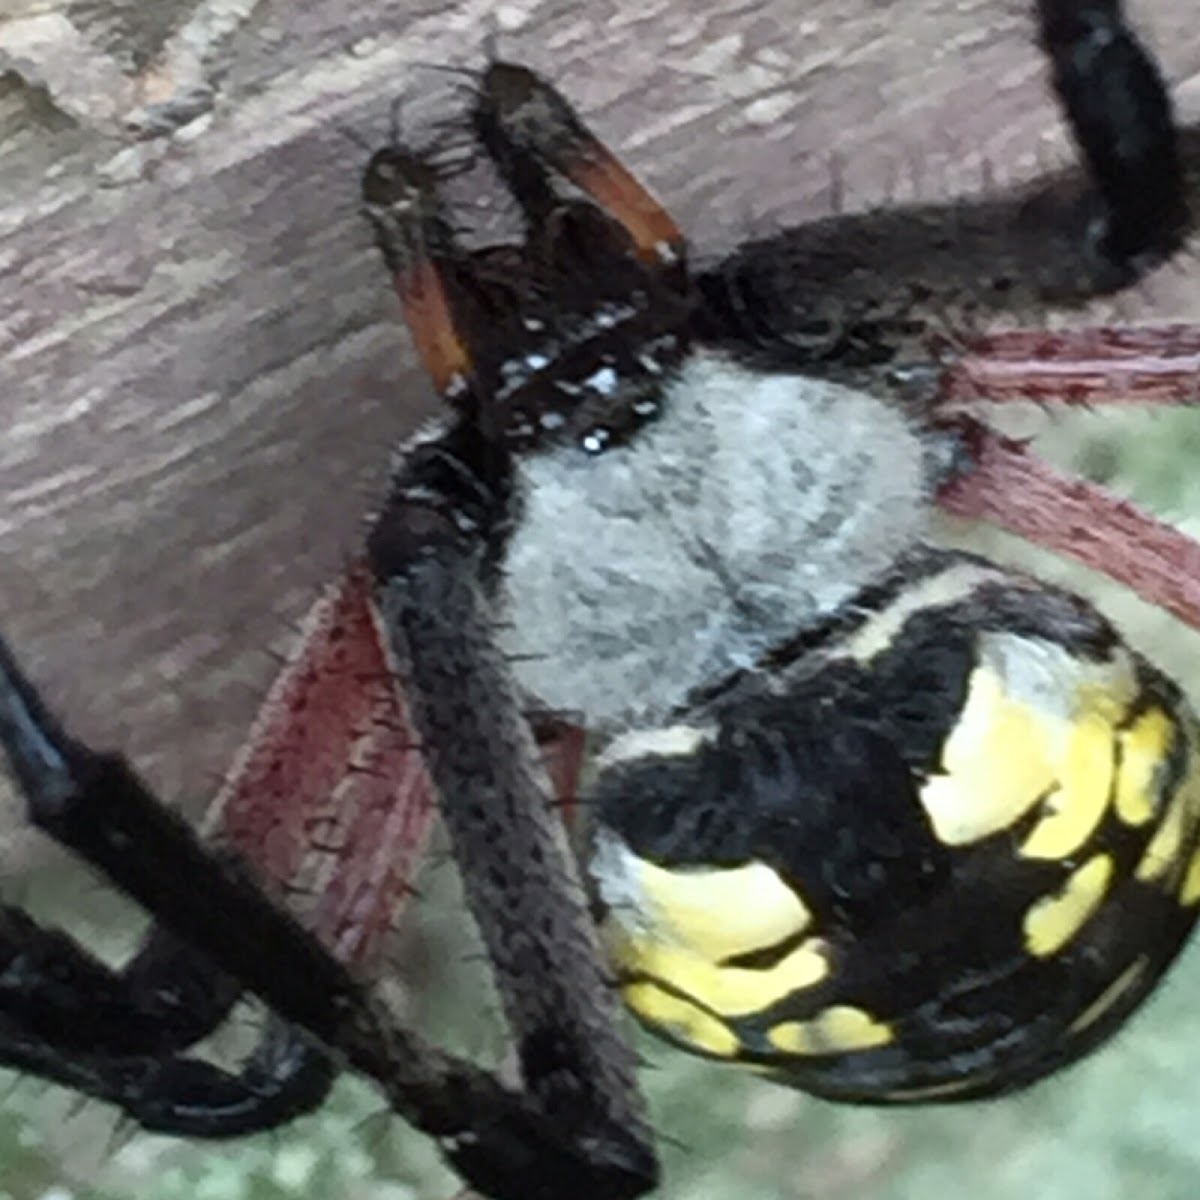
3, 1, 1200, 1197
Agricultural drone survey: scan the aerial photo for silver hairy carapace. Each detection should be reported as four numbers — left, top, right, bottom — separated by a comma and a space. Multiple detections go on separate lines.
499, 351, 940, 731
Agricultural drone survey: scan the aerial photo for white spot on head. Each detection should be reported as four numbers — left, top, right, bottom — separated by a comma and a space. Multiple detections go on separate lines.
584, 366, 619, 395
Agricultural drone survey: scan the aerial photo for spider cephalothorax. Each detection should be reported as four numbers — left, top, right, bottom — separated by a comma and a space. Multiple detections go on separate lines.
3, 2, 1200, 1198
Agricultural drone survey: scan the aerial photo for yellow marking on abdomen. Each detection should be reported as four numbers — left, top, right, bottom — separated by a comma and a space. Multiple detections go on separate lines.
621, 982, 741, 1058
880, 1078, 988, 1102
603, 917, 830, 1018
1020, 713, 1113, 859
1114, 707, 1174, 826
1023, 854, 1113, 957
920, 638, 1172, 864
637, 857, 812, 961
1136, 783, 1193, 886
1180, 837, 1200, 906
768, 1006, 893, 1056
1164, 761, 1200, 901
920, 667, 1056, 846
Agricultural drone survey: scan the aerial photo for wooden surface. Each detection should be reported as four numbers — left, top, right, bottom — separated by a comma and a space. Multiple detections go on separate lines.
4, 4, 1200, 1199
1, 1, 1199, 844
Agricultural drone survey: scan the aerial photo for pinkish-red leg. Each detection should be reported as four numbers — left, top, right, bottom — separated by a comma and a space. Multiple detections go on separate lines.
934, 321, 1200, 634
938, 418, 1200, 633
938, 324, 1200, 408
210, 562, 586, 968
533, 716, 589, 820
210, 563, 434, 966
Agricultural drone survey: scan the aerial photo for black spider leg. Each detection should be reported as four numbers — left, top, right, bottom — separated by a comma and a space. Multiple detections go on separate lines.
359, 74, 658, 1200
692, 0, 1191, 373
0, 633, 653, 1198
424, 61, 695, 455
1036, 0, 1187, 277
0, 642, 336, 1134
471, 61, 688, 284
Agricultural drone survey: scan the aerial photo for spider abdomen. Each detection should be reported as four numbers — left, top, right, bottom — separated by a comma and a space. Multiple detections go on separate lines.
587, 549, 1200, 1100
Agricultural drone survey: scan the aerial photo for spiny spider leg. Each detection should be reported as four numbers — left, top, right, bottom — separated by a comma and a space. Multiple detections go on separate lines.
213, 564, 435, 966
938, 420, 1200, 632
0, 632, 649, 1197
0, 562, 435, 1136
360, 75, 658, 1197
472, 62, 685, 271
940, 326, 1200, 407
933, 323, 1200, 630
0, 638, 344, 1134
1037, 0, 1186, 274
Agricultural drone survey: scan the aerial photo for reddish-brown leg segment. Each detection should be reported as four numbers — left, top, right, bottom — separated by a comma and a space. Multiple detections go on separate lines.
395, 257, 473, 399
211, 564, 435, 967
940, 420, 1200, 631
557, 141, 685, 268
479, 62, 686, 270
939, 324, 1200, 408
212, 563, 588, 968
938, 322, 1200, 635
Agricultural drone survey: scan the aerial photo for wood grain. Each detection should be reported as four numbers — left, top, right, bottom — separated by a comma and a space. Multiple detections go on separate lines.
1, 0, 1198, 859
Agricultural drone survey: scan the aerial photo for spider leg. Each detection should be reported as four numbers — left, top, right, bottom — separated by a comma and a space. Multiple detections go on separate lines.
937, 417, 1200, 634
934, 321, 1200, 629
939, 325, 1200, 407
361, 119, 657, 1198
0, 987, 333, 1137
0, 912, 239, 1059
212, 563, 435, 967
472, 61, 685, 274
693, 0, 1192, 369
0, 562, 439, 1138
0, 633, 652, 1198
1036, 0, 1187, 276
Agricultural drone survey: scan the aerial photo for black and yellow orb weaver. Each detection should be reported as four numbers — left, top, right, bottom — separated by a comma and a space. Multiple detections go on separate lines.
5, 1, 1200, 1197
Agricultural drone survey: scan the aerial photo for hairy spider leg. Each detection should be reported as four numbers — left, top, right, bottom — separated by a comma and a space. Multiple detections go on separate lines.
933, 324, 1200, 630
213, 563, 435, 967
359, 146, 472, 396
938, 417, 1200, 633
940, 326, 1200, 408
214, 561, 588, 955
0, 562, 440, 1137
1037, 0, 1187, 273
473, 61, 685, 272
0, 634, 343, 1132
0, 634, 651, 1198
362, 115, 658, 1200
